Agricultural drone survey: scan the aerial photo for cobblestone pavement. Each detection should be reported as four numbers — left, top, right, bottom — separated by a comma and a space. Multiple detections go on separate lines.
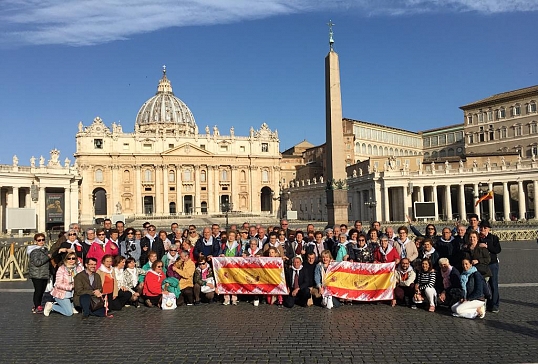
1, 241, 537, 363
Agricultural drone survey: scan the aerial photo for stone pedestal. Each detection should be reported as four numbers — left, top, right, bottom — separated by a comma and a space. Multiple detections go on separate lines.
326, 189, 348, 226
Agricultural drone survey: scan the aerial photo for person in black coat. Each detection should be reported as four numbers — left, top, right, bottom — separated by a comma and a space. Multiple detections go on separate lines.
139, 225, 165, 266
479, 220, 502, 312
193, 227, 220, 262
284, 257, 311, 308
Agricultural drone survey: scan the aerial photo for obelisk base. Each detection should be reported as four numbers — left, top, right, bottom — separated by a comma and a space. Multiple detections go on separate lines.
326, 189, 349, 227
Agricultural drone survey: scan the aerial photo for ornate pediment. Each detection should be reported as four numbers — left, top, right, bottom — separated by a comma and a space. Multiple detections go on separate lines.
252, 122, 279, 141
80, 116, 112, 136
162, 143, 213, 157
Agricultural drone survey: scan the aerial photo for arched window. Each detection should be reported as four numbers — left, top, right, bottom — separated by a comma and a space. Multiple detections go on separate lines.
513, 104, 521, 117
361, 144, 366, 154
169, 202, 176, 214
144, 169, 152, 182
424, 152, 430, 159
240, 170, 247, 182
447, 148, 455, 157
498, 107, 506, 119
123, 170, 130, 182
440, 150, 447, 158
221, 169, 228, 181
529, 101, 537, 113
262, 170, 269, 182
355, 142, 360, 153
373, 145, 378, 155
168, 170, 175, 183
200, 170, 206, 182
389, 147, 394, 155
95, 169, 103, 183
125, 198, 131, 210
367, 145, 372, 155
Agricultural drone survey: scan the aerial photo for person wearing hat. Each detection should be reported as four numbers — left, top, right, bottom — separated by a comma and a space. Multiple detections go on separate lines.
478, 220, 501, 313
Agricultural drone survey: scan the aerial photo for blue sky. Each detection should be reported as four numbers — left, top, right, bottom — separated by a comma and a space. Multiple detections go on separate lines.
1, 0, 537, 165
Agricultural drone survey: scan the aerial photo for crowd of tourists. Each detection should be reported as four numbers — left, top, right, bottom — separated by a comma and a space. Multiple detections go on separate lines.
27, 214, 500, 320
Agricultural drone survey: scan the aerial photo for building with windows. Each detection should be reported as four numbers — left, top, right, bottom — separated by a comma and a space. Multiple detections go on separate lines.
284, 82, 538, 223
75, 68, 281, 225
461, 85, 538, 157
0, 150, 80, 233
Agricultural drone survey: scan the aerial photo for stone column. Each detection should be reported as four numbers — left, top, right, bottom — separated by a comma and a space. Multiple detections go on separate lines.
11, 187, 19, 208
155, 166, 163, 215
502, 182, 510, 221
374, 183, 382, 222
518, 180, 526, 219
358, 190, 364, 222
432, 185, 439, 220
207, 165, 214, 214
25, 187, 31, 208
176, 165, 183, 214
163, 165, 169, 215
488, 182, 495, 221
38, 186, 46, 232
231, 166, 238, 210
249, 166, 255, 213
194, 165, 200, 214
383, 185, 390, 222
534, 180, 538, 221
458, 183, 466, 221
445, 185, 453, 221
214, 166, 220, 212
402, 186, 410, 220
64, 187, 71, 225
473, 183, 480, 215
419, 186, 424, 202
110, 165, 119, 216
135, 166, 142, 215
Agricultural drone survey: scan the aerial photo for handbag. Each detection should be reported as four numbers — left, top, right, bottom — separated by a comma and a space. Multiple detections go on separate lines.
201, 277, 215, 293
161, 292, 177, 310
90, 296, 105, 311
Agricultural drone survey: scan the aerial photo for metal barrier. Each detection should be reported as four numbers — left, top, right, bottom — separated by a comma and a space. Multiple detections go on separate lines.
0, 243, 26, 281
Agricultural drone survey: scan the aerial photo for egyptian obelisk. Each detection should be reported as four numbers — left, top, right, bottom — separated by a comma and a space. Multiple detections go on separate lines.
325, 21, 348, 227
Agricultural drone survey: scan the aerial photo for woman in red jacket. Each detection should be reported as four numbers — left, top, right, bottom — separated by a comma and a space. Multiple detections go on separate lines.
143, 260, 164, 307
374, 236, 400, 264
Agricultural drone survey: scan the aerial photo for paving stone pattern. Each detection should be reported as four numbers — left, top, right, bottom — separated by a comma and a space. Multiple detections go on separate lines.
2, 241, 537, 363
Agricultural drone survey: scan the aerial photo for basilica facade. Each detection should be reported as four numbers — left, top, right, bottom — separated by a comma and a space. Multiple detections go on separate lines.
75, 68, 281, 225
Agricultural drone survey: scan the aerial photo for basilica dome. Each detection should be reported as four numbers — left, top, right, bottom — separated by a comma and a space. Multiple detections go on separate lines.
135, 67, 196, 132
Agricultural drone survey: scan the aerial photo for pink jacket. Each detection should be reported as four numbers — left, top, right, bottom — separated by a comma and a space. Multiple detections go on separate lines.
51, 264, 84, 299
87, 241, 119, 268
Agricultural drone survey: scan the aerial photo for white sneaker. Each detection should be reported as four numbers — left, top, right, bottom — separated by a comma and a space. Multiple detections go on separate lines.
72, 307, 79, 314
223, 301, 230, 306
44, 302, 53, 317
253, 299, 259, 307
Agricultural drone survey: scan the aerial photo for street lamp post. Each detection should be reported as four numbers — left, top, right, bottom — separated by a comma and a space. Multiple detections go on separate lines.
364, 197, 377, 222
221, 202, 233, 230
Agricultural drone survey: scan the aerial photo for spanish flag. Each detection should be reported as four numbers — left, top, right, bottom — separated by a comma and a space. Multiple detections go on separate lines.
324, 262, 395, 301
212, 257, 287, 295
475, 190, 494, 207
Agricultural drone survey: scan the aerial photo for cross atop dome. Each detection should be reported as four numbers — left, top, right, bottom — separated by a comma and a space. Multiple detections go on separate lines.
157, 65, 172, 94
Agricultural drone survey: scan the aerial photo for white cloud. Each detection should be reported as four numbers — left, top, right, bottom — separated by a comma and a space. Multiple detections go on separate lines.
1, 0, 536, 46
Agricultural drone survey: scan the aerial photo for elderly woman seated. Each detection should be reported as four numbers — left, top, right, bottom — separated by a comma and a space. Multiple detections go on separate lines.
437, 257, 462, 308
451, 258, 486, 319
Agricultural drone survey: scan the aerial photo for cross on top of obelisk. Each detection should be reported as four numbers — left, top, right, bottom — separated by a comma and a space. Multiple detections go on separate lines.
327, 20, 335, 50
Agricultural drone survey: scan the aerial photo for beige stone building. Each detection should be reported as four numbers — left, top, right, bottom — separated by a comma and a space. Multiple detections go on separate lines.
0, 151, 80, 233
284, 84, 538, 223
75, 68, 281, 225
461, 85, 538, 157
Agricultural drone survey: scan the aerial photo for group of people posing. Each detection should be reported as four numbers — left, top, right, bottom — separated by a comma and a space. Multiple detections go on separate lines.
27, 214, 500, 320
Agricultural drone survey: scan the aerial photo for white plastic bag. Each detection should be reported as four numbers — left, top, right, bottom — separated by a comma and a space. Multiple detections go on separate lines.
201, 277, 215, 293
161, 292, 177, 310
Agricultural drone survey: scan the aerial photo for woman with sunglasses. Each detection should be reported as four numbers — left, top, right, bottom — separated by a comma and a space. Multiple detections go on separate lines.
87, 228, 119, 269
44, 253, 84, 316
142, 260, 165, 307
120, 228, 141, 266
57, 229, 84, 265
28, 233, 51, 313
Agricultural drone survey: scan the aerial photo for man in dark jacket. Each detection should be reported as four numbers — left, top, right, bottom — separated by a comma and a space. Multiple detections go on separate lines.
140, 225, 165, 266
194, 227, 220, 261
284, 257, 311, 308
479, 220, 501, 313
74, 258, 106, 319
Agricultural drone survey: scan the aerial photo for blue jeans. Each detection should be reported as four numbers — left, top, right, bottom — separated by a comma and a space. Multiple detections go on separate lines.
78, 294, 105, 317
53, 297, 74, 316
488, 262, 500, 309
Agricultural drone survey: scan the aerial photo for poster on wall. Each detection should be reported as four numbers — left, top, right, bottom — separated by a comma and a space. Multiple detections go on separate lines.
45, 193, 64, 223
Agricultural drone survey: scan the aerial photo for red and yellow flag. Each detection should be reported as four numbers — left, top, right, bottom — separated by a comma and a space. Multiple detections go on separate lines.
324, 262, 395, 301
212, 257, 287, 295
475, 190, 494, 207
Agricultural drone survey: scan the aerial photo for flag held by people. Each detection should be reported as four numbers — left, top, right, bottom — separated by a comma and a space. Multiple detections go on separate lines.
212, 257, 287, 295
475, 190, 494, 207
323, 262, 396, 301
